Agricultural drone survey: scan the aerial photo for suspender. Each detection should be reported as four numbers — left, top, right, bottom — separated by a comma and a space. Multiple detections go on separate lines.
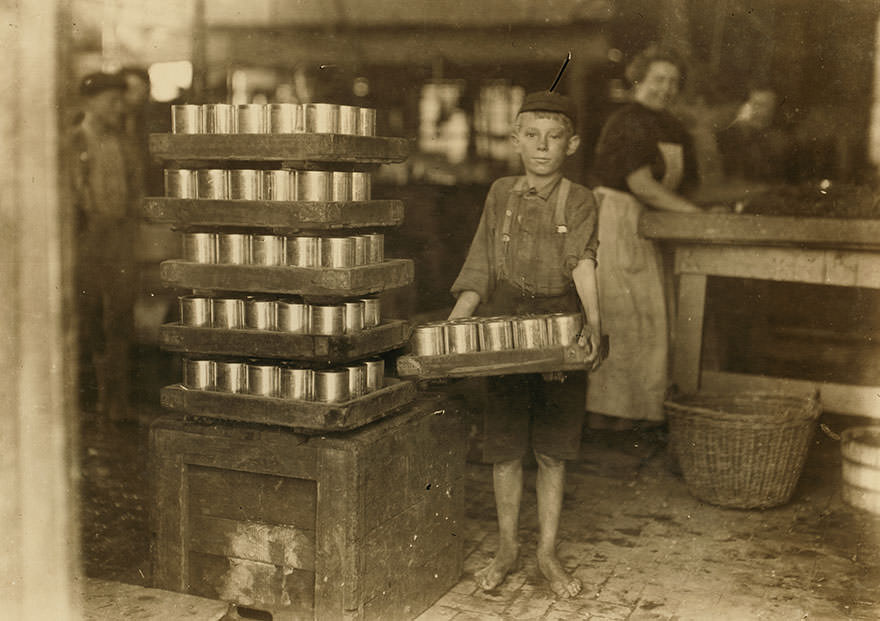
501, 177, 570, 244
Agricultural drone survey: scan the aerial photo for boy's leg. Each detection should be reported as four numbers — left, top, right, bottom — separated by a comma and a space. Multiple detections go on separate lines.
476, 457, 523, 590
535, 452, 582, 598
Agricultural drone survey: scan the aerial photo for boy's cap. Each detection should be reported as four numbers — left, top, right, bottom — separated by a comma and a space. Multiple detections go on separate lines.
518, 90, 577, 124
80, 71, 127, 97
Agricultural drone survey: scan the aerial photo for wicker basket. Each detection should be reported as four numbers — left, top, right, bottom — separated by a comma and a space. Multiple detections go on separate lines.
665, 392, 821, 509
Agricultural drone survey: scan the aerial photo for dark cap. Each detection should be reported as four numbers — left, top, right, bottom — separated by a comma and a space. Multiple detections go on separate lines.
79, 71, 127, 97
518, 90, 577, 124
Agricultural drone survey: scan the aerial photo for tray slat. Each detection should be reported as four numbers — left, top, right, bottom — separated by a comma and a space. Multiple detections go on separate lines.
160, 379, 417, 432
160, 319, 411, 361
396, 345, 589, 379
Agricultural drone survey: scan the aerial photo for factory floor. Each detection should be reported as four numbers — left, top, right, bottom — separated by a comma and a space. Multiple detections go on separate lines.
80, 374, 880, 621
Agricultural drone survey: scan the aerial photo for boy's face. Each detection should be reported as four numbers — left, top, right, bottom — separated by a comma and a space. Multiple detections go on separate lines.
512, 113, 579, 179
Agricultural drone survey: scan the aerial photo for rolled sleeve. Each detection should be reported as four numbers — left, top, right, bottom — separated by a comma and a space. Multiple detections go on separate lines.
450, 192, 496, 301
561, 187, 599, 273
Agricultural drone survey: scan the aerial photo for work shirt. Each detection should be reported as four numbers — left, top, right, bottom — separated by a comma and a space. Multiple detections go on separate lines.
69, 117, 133, 222
451, 175, 599, 301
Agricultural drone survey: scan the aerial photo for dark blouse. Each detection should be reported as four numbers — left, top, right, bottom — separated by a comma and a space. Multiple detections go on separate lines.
589, 102, 699, 194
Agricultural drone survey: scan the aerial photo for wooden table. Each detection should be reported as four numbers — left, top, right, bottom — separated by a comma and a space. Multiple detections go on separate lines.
640, 212, 880, 419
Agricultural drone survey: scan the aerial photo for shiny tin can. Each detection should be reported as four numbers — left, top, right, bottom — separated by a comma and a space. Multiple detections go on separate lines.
361, 297, 381, 328
364, 359, 384, 392
351, 172, 371, 201
296, 170, 331, 202
331, 171, 352, 201
212, 297, 245, 329
252, 234, 286, 266
202, 103, 234, 134
245, 298, 277, 330
229, 169, 260, 200
321, 237, 355, 268
310, 304, 345, 335
277, 300, 308, 333
365, 233, 384, 263
179, 295, 212, 327
215, 361, 248, 393
196, 169, 228, 200
280, 367, 314, 401
261, 169, 293, 201
346, 364, 367, 399
479, 318, 514, 351
235, 104, 266, 133
412, 323, 446, 356
268, 103, 301, 133
183, 232, 217, 263
217, 233, 252, 264
247, 363, 279, 397
547, 313, 583, 346
357, 107, 377, 136
343, 301, 364, 333
164, 169, 196, 198
445, 320, 480, 354
172, 104, 201, 134
314, 369, 350, 403
514, 316, 548, 350
303, 103, 339, 133
352, 235, 368, 266
338, 105, 359, 135
288, 236, 320, 267
183, 359, 215, 390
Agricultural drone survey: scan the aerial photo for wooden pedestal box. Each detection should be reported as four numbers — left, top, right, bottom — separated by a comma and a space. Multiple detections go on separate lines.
150, 394, 465, 621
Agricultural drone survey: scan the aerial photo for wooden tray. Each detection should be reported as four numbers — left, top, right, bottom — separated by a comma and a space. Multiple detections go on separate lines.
159, 319, 411, 362
149, 133, 409, 165
160, 378, 417, 432
160, 259, 413, 298
141, 197, 404, 231
396, 345, 590, 379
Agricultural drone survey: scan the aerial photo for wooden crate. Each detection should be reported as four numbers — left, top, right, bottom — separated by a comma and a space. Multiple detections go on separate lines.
150, 394, 465, 621
396, 344, 590, 379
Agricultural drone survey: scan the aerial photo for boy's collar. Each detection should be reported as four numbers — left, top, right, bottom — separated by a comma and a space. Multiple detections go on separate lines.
513, 174, 564, 200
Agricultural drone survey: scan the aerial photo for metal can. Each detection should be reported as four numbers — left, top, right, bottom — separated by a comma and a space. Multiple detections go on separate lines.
351, 172, 371, 201
445, 321, 479, 354
229, 169, 260, 200
252, 234, 286, 266
183, 232, 217, 263
296, 170, 331, 202
338, 105, 359, 135
479, 317, 514, 351
346, 364, 367, 399
280, 367, 314, 401
245, 298, 277, 330
310, 304, 345, 335
202, 103, 234, 134
357, 107, 377, 136
364, 359, 384, 393
172, 104, 201, 134
288, 236, 320, 267
235, 103, 266, 133
267, 103, 301, 133
314, 369, 350, 403
215, 360, 248, 393
514, 316, 548, 350
360, 297, 381, 328
331, 171, 352, 201
164, 169, 196, 198
412, 323, 446, 356
260, 169, 292, 201
196, 169, 228, 200
365, 233, 384, 263
212, 297, 245, 329
247, 363, 279, 397
321, 237, 355, 268
217, 233, 252, 264
303, 103, 339, 133
183, 359, 215, 390
352, 235, 368, 266
179, 295, 212, 327
343, 301, 364, 333
277, 300, 308, 333
547, 313, 583, 346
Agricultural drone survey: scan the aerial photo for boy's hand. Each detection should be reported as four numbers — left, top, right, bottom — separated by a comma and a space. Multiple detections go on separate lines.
578, 326, 608, 373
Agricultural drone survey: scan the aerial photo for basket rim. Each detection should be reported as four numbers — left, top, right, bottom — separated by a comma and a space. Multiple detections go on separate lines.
664, 391, 821, 424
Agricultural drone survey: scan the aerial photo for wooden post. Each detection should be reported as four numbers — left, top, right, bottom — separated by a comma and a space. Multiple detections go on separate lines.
673, 272, 708, 394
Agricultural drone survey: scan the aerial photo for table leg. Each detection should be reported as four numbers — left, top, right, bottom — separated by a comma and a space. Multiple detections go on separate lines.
673, 273, 707, 394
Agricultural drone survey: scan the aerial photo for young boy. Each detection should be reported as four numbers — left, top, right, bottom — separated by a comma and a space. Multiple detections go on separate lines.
448, 91, 602, 599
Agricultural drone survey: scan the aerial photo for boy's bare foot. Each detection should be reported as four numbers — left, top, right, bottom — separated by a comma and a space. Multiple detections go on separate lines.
474, 547, 519, 591
537, 549, 582, 599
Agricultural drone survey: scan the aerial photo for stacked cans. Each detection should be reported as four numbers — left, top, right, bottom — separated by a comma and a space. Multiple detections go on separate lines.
165, 169, 371, 202
182, 357, 385, 403
411, 313, 584, 356
171, 103, 377, 136
183, 231, 384, 268
179, 295, 381, 335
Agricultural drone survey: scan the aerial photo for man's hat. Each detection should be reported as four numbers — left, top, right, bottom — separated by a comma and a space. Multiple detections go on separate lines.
518, 90, 577, 125
79, 71, 127, 97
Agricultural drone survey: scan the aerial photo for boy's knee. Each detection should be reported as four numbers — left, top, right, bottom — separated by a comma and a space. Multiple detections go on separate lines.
533, 451, 565, 470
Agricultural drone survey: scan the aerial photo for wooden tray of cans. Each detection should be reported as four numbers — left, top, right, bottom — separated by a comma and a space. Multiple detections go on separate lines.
141, 197, 404, 230
160, 258, 414, 298
149, 133, 410, 165
160, 378, 417, 432
159, 319, 411, 362
396, 345, 591, 379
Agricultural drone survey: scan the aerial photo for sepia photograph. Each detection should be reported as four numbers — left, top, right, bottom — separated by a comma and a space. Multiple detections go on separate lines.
3, 0, 880, 619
